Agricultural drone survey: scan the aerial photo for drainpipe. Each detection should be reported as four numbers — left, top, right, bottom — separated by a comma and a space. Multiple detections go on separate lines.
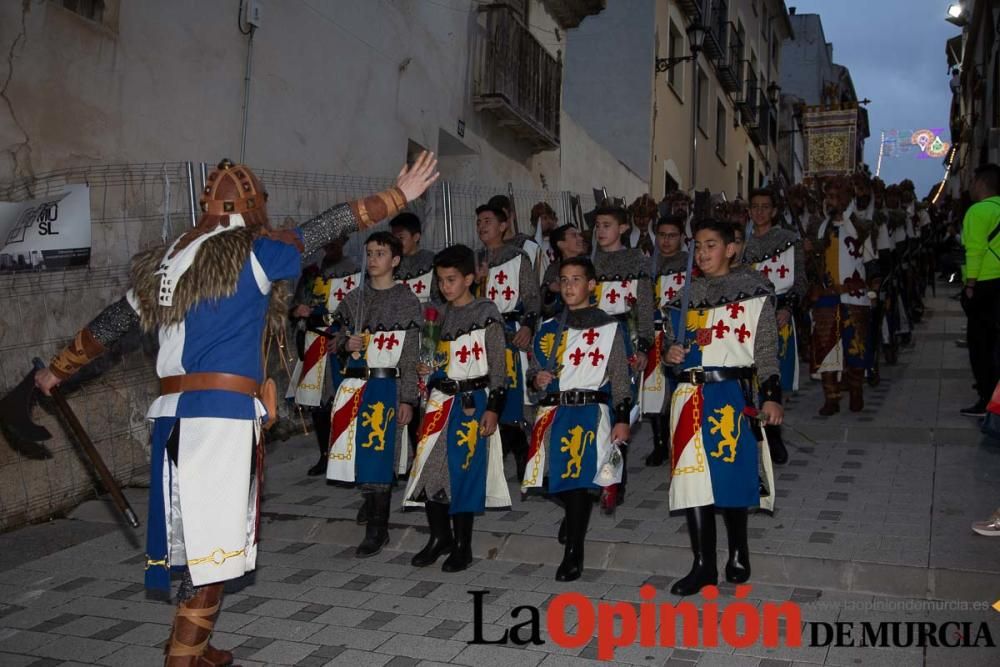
240, 26, 256, 162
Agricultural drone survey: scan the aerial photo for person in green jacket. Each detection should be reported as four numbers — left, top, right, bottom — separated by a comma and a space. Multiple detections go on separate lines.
960, 163, 1000, 417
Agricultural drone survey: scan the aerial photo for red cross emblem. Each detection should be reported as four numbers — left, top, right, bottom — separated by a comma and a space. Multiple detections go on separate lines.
776, 265, 789, 279
412, 280, 426, 294
666, 287, 677, 299
502, 285, 515, 301
374, 333, 399, 350
844, 236, 863, 258
588, 349, 605, 366
761, 265, 772, 278
344, 276, 355, 289
488, 286, 499, 300
712, 319, 730, 339
471, 342, 484, 359
620, 280, 631, 288
333, 288, 347, 301
673, 273, 685, 285
495, 270, 508, 285
455, 346, 472, 363
606, 289, 620, 304
568, 347, 585, 366
624, 294, 636, 308
770, 254, 780, 263
734, 324, 752, 343
582, 328, 600, 345
726, 303, 745, 319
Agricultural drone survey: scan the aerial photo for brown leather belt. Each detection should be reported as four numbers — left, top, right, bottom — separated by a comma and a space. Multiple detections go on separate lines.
160, 372, 260, 397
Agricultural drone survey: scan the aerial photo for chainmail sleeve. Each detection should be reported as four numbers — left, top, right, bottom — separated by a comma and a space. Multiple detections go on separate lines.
607, 324, 632, 414
634, 274, 654, 351
298, 187, 407, 256
790, 240, 808, 303
396, 297, 423, 406
753, 295, 781, 382
50, 295, 141, 380
485, 319, 508, 391
518, 250, 541, 330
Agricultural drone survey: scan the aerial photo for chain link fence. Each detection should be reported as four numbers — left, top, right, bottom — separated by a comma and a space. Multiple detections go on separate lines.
0, 160, 604, 531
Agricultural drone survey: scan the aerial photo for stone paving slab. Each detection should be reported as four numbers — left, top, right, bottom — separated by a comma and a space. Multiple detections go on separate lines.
2, 293, 999, 665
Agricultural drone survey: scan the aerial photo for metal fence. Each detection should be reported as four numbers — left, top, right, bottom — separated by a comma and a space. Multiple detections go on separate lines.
0, 161, 599, 531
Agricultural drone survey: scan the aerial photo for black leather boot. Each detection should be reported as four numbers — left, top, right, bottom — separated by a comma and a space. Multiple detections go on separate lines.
356, 494, 371, 525
670, 505, 718, 596
555, 490, 593, 582
411, 501, 454, 567
355, 492, 390, 558
442, 512, 474, 572
645, 415, 669, 467
763, 425, 788, 465
307, 403, 332, 476
722, 507, 751, 584
617, 443, 629, 506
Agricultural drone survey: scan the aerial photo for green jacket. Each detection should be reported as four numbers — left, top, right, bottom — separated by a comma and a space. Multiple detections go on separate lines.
962, 196, 1000, 282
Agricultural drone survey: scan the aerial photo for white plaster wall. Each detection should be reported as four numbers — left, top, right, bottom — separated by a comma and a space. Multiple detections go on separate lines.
560, 111, 648, 203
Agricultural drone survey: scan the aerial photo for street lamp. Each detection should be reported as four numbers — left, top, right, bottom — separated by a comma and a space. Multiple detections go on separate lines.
655, 23, 707, 72
946, 3, 967, 27
767, 81, 781, 105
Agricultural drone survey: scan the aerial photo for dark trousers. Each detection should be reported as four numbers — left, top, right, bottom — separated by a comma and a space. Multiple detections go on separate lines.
964, 277, 1000, 402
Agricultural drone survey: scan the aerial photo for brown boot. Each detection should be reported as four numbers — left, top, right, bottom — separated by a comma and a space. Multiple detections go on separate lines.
818, 372, 841, 416
164, 583, 233, 666
846, 368, 864, 412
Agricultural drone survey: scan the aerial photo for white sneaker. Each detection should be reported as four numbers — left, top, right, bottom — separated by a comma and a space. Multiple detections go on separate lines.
972, 509, 1000, 537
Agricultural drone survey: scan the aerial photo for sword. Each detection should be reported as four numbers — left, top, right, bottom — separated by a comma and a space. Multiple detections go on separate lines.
674, 240, 697, 347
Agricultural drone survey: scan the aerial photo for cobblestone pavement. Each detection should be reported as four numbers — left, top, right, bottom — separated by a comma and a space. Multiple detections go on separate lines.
1, 292, 998, 666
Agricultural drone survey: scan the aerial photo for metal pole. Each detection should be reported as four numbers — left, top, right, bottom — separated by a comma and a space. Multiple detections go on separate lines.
875, 131, 886, 177
239, 27, 255, 163
690, 54, 699, 193
199, 162, 208, 192
186, 161, 197, 227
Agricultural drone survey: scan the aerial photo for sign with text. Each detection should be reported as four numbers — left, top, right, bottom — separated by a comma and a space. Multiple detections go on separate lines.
0, 184, 91, 272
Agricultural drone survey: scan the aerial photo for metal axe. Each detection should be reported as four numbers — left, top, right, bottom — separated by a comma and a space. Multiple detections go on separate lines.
0, 362, 54, 459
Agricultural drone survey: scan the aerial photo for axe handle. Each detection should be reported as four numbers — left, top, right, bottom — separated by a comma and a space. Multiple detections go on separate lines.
34, 359, 140, 528
50, 389, 141, 528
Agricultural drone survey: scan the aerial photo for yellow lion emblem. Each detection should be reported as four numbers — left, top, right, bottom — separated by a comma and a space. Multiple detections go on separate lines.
456, 419, 479, 470
707, 405, 741, 463
560, 425, 595, 479
361, 402, 395, 451
505, 348, 518, 388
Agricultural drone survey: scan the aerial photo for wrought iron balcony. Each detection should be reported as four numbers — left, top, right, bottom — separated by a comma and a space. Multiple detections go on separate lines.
736, 72, 758, 118
543, 0, 606, 28
473, 4, 561, 151
675, 0, 704, 20
715, 21, 743, 93
701, 0, 728, 61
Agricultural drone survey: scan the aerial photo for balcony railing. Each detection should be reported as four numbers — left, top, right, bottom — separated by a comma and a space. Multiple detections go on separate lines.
676, 0, 704, 20
715, 21, 743, 93
736, 71, 758, 118
473, 4, 561, 151
702, 0, 729, 61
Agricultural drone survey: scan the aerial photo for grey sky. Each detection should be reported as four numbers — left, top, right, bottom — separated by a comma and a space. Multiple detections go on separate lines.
786, 0, 959, 195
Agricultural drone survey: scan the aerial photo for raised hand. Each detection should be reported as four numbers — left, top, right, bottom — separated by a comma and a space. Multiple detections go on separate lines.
396, 151, 440, 202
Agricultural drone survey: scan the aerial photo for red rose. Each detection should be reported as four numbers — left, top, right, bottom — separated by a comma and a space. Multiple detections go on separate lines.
424, 306, 439, 322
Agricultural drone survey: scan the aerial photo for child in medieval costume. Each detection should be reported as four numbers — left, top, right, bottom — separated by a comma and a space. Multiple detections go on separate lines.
627, 194, 658, 257
391, 212, 440, 305
290, 237, 361, 476
644, 215, 689, 467
530, 201, 560, 279
540, 223, 587, 319
404, 245, 511, 572
591, 205, 654, 507
742, 188, 806, 465
475, 204, 541, 484
35, 154, 440, 666
524, 257, 633, 581
662, 218, 782, 596
490, 194, 543, 272
807, 176, 880, 415
327, 232, 421, 558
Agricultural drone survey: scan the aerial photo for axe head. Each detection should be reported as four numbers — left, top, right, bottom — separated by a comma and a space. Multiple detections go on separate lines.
0, 365, 53, 459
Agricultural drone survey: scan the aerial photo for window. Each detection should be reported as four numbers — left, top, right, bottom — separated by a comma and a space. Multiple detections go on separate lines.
716, 99, 727, 160
751, 0, 758, 16
747, 154, 756, 196
696, 66, 710, 134
771, 35, 780, 71
737, 163, 744, 199
761, 4, 769, 41
668, 21, 684, 93
58, 0, 104, 22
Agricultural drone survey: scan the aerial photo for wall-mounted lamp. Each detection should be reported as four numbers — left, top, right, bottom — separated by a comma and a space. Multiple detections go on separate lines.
946, 3, 968, 27
767, 81, 781, 104
655, 23, 707, 72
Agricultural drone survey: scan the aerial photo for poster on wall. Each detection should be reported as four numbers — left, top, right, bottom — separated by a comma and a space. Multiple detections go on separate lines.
0, 184, 91, 272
